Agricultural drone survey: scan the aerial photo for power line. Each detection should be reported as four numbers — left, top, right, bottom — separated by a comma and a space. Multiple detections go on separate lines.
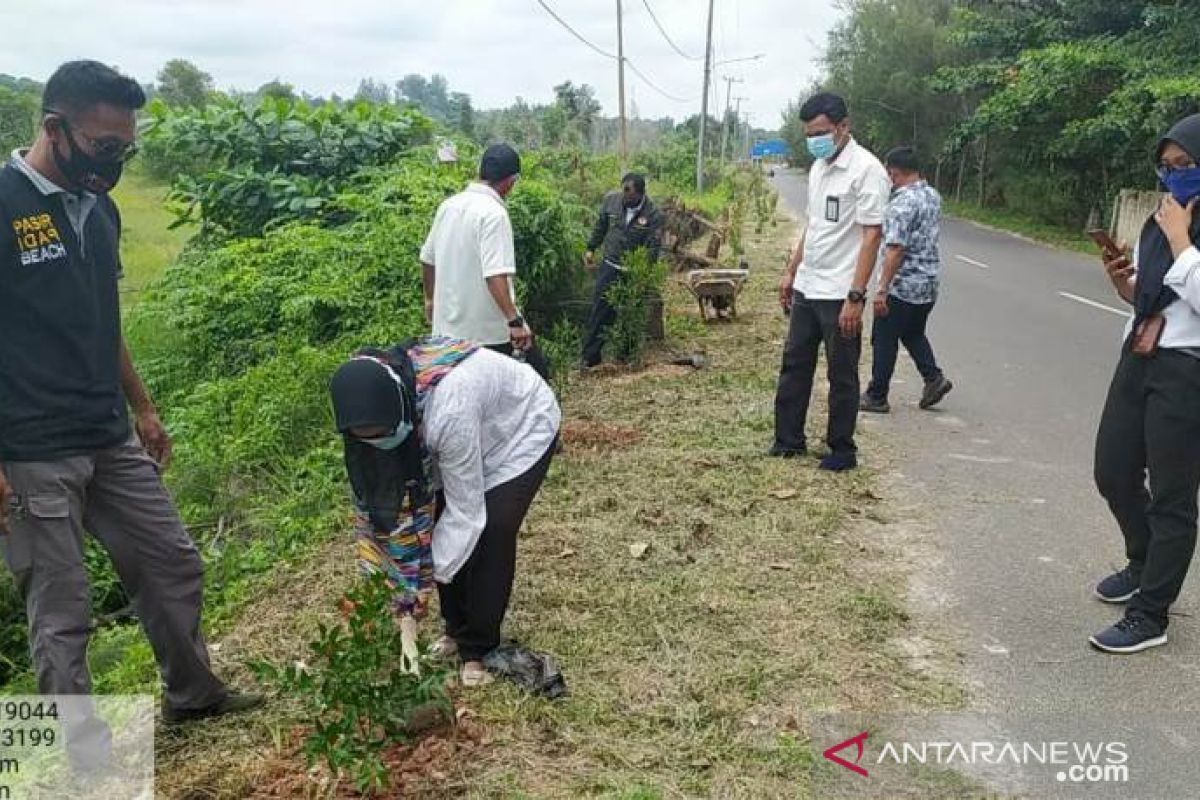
625, 58, 694, 103
640, 0, 703, 61
534, 0, 618, 60
533, 0, 692, 105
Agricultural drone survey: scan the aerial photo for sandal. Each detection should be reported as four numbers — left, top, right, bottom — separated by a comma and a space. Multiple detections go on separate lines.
429, 635, 458, 659
460, 661, 494, 688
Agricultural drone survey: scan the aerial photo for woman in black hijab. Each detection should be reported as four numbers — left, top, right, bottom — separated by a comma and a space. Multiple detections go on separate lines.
330, 339, 561, 686
1090, 113, 1200, 654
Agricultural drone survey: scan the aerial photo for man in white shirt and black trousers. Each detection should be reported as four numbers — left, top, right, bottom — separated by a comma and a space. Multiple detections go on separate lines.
771, 93, 890, 472
420, 143, 550, 379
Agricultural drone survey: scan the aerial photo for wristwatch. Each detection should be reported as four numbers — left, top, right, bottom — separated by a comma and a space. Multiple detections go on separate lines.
847, 289, 867, 304
507, 315, 526, 329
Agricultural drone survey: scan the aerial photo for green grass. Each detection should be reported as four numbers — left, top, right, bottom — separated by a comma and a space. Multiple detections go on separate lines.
110, 169, 192, 299
944, 198, 1097, 255
146, 204, 969, 799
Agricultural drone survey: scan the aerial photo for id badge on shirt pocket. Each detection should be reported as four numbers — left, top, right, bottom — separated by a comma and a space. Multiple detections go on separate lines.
824, 195, 841, 223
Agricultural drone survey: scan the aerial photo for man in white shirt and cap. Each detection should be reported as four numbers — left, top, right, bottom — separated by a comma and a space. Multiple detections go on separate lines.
420, 143, 549, 378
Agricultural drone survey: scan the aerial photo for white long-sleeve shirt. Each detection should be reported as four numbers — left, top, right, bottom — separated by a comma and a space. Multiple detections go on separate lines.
1124, 244, 1200, 350
421, 348, 561, 582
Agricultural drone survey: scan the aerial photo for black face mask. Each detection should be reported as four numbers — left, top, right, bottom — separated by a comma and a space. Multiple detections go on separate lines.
623, 193, 643, 209
53, 124, 124, 194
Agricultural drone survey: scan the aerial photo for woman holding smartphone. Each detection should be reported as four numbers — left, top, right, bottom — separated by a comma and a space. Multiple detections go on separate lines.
1090, 113, 1200, 654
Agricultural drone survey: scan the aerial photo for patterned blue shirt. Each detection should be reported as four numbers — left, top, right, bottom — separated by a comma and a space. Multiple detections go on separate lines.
881, 180, 942, 304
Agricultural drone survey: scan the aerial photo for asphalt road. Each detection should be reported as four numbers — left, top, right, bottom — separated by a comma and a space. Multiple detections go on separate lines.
772, 168, 1200, 799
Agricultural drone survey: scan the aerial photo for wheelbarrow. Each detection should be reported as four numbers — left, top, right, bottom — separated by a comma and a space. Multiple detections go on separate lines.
685, 268, 749, 322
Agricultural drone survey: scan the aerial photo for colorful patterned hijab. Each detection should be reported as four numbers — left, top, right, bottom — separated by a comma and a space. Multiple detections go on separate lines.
331, 336, 479, 617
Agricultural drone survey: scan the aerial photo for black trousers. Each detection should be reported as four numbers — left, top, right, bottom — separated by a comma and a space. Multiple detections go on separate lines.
866, 296, 943, 401
773, 293, 862, 455
437, 441, 556, 661
1094, 345, 1200, 627
581, 262, 624, 367
486, 341, 551, 382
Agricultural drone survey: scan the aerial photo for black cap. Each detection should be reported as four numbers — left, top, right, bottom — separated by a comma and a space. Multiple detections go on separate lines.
480, 143, 521, 182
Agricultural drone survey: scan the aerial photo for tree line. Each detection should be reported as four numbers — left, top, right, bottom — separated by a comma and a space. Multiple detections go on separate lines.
783, 0, 1200, 228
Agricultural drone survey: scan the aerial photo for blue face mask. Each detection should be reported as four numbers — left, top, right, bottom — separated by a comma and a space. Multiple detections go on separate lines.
807, 133, 837, 160
1160, 166, 1200, 206
362, 422, 412, 451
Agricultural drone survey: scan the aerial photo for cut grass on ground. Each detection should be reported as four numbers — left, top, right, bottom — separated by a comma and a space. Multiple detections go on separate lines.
154, 204, 966, 798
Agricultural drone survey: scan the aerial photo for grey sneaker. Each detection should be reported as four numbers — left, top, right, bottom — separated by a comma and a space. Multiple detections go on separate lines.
859, 393, 890, 413
1095, 566, 1141, 604
1089, 614, 1167, 654
919, 375, 953, 409
163, 690, 265, 725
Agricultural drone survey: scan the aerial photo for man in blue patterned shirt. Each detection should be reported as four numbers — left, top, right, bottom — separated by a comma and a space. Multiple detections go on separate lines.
861, 147, 953, 412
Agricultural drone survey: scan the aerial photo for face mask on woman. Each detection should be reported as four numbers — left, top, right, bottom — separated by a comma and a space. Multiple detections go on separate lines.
361, 422, 413, 451
1159, 165, 1200, 206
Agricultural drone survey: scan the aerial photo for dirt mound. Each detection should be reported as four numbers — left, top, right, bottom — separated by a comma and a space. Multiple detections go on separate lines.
250, 712, 487, 798
560, 419, 643, 453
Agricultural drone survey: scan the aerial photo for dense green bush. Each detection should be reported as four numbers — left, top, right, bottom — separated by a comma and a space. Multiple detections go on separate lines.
141, 97, 435, 236
0, 92, 738, 691
604, 248, 668, 366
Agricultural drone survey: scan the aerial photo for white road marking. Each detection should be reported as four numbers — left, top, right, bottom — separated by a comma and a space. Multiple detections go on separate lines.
956, 254, 991, 270
1057, 291, 1131, 318
948, 453, 1013, 464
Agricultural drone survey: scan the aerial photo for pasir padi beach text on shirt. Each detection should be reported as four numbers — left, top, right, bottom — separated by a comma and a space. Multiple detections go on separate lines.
793, 137, 890, 300
420, 182, 517, 346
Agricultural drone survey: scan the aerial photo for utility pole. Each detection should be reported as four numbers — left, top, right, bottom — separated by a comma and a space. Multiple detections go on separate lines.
696, 0, 715, 192
718, 76, 743, 163
742, 111, 753, 162
616, 0, 628, 164
730, 96, 745, 161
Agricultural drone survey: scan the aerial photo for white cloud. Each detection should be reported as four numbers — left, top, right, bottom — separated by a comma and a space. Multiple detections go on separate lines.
0, 0, 841, 128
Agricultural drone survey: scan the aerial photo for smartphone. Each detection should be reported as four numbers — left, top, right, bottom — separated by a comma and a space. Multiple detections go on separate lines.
1087, 228, 1121, 258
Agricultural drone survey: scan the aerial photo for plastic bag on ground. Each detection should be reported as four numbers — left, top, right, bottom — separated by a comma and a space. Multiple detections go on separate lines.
482, 641, 567, 699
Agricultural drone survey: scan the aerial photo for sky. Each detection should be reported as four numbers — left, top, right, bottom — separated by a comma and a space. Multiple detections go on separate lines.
0, 0, 843, 131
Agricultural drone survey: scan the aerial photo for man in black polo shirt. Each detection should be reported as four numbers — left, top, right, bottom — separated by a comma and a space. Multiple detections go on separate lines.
0, 61, 260, 725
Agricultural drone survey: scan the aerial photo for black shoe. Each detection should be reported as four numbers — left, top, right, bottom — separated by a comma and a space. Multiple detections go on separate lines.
1089, 614, 1167, 654
768, 444, 807, 459
859, 393, 890, 413
919, 375, 953, 409
163, 690, 265, 725
1095, 566, 1141, 604
818, 452, 858, 472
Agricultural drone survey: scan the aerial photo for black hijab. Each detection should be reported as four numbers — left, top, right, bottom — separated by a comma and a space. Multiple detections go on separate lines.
329, 345, 430, 533
1135, 113, 1200, 320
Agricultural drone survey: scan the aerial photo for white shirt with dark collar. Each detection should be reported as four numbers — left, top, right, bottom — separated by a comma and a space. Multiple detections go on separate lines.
793, 137, 890, 300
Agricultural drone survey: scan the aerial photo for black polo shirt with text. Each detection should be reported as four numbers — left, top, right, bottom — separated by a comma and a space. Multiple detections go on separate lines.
0, 160, 129, 461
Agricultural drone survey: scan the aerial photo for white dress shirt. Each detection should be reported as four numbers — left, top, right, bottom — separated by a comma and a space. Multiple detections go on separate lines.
420, 182, 518, 346
422, 348, 561, 582
793, 137, 891, 300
